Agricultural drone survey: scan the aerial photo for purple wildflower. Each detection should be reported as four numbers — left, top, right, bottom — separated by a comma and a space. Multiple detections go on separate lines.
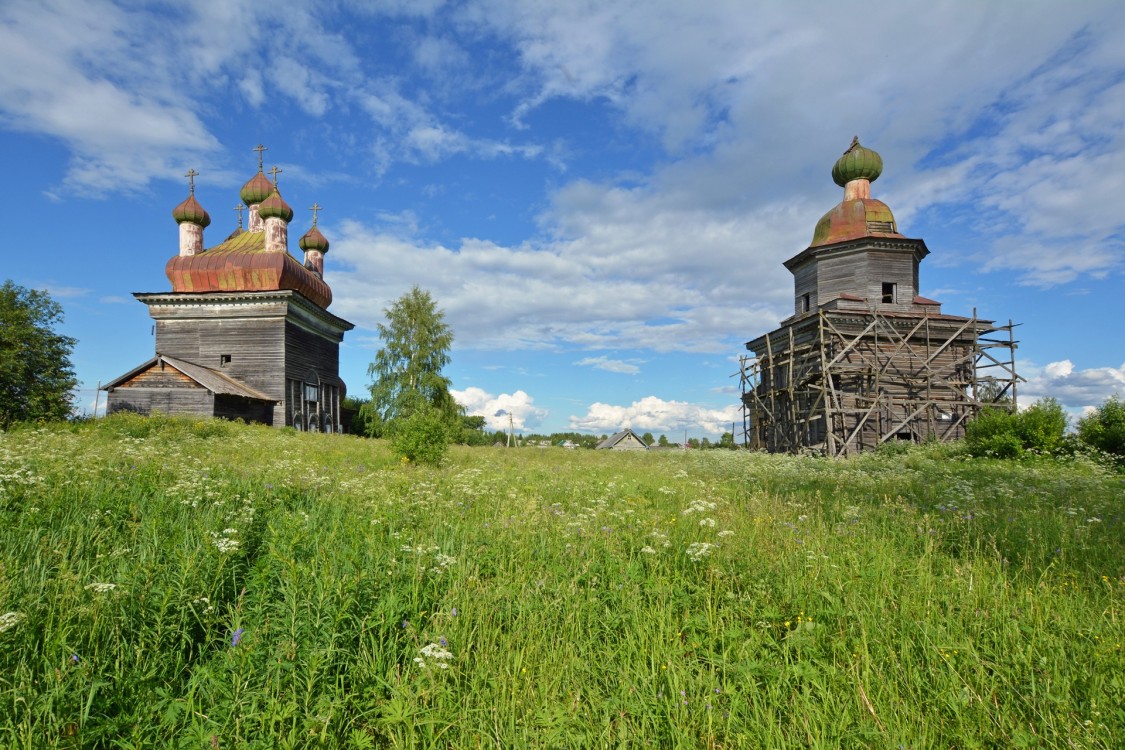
230, 628, 244, 647
451, 607, 458, 616
70, 654, 79, 664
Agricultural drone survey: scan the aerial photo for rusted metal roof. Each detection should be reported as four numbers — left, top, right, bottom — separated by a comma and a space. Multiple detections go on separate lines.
810, 197, 904, 247
165, 229, 332, 308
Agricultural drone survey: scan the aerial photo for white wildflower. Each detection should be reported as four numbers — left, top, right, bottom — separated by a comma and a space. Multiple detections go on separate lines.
682, 500, 717, 515
0, 611, 26, 633
699, 517, 716, 527
416, 641, 454, 669
717, 529, 734, 537
640, 546, 656, 554
686, 542, 715, 562
84, 582, 117, 594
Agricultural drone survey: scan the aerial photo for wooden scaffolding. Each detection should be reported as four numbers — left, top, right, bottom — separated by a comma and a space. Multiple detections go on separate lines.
739, 308, 1019, 456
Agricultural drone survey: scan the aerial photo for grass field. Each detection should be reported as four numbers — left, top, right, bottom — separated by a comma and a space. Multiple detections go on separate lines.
1, 414, 1122, 748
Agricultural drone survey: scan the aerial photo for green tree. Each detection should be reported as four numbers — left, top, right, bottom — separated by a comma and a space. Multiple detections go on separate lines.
657, 434, 669, 447
718, 431, 736, 449
0, 281, 77, 428
641, 431, 655, 446
366, 286, 458, 437
1077, 395, 1125, 462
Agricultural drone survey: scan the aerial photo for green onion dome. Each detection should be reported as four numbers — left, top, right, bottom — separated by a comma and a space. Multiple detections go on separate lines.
832, 137, 883, 187
172, 194, 211, 227
258, 189, 294, 222
298, 224, 329, 254
240, 171, 274, 205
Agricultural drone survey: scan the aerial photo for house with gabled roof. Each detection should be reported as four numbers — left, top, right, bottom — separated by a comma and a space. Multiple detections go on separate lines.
596, 429, 649, 450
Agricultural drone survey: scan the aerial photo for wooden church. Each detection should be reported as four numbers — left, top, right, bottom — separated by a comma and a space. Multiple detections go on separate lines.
740, 138, 1018, 455
103, 147, 354, 431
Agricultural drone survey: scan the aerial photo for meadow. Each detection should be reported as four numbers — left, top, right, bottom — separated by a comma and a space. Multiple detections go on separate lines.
1, 415, 1121, 748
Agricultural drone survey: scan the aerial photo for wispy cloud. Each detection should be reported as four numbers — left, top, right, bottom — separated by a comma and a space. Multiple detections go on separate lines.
574, 356, 642, 374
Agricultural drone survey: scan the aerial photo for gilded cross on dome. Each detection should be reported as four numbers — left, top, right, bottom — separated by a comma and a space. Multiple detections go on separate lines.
233, 203, 244, 229
268, 165, 282, 187
185, 168, 198, 194
310, 202, 321, 225
253, 144, 268, 172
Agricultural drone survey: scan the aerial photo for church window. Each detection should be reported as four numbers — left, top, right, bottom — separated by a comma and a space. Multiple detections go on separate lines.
881, 282, 896, 304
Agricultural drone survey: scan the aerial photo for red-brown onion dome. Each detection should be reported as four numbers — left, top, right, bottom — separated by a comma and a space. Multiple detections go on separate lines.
240, 171, 274, 205
298, 224, 329, 254
172, 194, 211, 227
258, 190, 294, 222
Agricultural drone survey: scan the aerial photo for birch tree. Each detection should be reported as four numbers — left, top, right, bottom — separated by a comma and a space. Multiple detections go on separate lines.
365, 286, 458, 435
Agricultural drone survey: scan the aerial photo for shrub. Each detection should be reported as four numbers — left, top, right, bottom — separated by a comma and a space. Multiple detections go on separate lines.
1077, 395, 1125, 462
1015, 397, 1068, 453
965, 398, 1068, 458
389, 407, 451, 465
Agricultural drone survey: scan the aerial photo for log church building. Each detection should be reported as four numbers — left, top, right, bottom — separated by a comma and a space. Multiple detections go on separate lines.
739, 138, 1018, 455
103, 147, 353, 431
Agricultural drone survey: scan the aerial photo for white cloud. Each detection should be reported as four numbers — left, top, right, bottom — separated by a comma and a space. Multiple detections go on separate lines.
1020, 359, 1125, 413
574, 356, 641, 374
452, 386, 548, 430
569, 395, 740, 436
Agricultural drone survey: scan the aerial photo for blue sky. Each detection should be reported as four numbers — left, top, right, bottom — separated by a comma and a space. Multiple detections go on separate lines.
2, 0, 1123, 438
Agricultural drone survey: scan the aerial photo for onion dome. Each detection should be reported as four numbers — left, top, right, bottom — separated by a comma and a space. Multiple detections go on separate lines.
172, 194, 211, 227
240, 171, 274, 205
258, 189, 293, 222
299, 224, 329, 254
832, 136, 883, 187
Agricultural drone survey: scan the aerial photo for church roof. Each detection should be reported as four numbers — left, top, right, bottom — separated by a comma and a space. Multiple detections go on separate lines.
165, 228, 333, 308
103, 354, 275, 402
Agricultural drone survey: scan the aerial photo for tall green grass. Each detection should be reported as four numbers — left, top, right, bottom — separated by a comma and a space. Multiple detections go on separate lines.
1, 414, 1121, 747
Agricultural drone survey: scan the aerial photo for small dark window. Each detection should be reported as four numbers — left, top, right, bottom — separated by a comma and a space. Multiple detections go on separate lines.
801, 293, 811, 312
881, 282, 896, 304
304, 383, 319, 402
220, 354, 232, 366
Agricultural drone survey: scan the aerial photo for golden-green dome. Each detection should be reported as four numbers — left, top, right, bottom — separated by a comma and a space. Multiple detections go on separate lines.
832, 137, 883, 187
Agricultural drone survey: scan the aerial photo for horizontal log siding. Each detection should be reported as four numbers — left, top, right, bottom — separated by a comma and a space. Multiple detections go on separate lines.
107, 388, 213, 418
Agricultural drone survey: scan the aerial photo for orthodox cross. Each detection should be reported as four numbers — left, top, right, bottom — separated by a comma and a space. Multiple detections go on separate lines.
253, 144, 268, 172
233, 204, 245, 229
268, 165, 282, 187
185, 168, 198, 194
309, 202, 321, 225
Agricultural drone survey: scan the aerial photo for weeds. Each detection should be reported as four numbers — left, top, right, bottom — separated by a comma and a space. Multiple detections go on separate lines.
0, 416, 1121, 747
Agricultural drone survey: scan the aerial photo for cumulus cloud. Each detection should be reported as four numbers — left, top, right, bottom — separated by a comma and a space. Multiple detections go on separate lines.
1020, 359, 1125, 413
452, 386, 549, 430
569, 395, 740, 436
